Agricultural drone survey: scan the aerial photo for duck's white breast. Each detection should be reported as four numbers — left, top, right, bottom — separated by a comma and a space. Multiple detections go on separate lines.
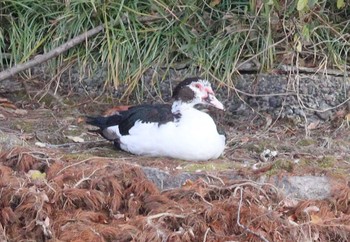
119, 109, 225, 160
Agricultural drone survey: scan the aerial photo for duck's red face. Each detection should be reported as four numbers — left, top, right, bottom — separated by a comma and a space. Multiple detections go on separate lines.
190, 80, 225, 110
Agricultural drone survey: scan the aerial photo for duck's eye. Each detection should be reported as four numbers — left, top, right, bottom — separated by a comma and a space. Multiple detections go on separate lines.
194, 83, 202, 89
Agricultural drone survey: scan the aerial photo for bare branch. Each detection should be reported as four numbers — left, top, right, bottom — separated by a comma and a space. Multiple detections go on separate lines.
279, 65, 348, 76
0, 25, 104, 81
0, 14, 170, 82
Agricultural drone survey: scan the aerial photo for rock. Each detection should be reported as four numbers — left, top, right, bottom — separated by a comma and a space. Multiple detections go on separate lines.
275, 175, 331, 200
26, 62, 350, 123
315, 110, 332, 121
142, 167, 203, 190
230, 74, 350, 122
143, 166, 332, 201
0, 130, 25, 151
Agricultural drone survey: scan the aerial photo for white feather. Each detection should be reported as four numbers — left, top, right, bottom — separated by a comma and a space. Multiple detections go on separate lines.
116, 106, 225, 161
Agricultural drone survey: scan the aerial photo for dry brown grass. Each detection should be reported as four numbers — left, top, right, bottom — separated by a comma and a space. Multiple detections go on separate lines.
0, 147, 349, 241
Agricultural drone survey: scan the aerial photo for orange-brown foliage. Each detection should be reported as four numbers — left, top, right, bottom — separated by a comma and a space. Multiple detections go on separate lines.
0, 147, 350, 241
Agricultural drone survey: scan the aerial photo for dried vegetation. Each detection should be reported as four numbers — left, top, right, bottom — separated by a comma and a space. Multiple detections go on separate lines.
0, 147, 349, 241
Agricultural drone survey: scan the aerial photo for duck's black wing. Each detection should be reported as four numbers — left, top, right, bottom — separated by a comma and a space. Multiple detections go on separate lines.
86, 104, 179, 136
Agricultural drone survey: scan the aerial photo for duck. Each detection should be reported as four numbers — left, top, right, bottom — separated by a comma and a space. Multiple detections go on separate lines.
86, 77, 226, 161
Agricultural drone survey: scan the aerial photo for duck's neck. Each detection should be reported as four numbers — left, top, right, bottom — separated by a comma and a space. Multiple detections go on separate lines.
171, 100, 196, 114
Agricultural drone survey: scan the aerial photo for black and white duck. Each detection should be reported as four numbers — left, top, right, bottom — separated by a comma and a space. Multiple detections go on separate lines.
86, 77, 226, 161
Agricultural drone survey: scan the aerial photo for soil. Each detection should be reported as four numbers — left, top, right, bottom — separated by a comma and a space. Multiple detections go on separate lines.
0, 72, 350, 242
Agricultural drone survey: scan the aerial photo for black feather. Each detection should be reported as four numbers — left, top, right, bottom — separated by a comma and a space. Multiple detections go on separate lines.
86, 77, 203, 138
86, 114, 122, 129
86, 104, 179, 136
172, 77, 201, 100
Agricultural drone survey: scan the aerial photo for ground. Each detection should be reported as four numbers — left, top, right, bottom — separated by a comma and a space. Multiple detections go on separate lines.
0, 80, 350, 242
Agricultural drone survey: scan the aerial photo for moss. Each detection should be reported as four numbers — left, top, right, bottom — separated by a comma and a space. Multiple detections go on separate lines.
296, 138, 315, 146
64, 129, 85, 137
62, 153, 93, 161
299, 158, 314, 166
12, 120, 35, 133
245, 144, 262, 153
279, 145, 295, 153
183, 162, 234, 172
298, 156, 336, 169
318, 156, 337, 169
266, 159, 294, 176
245, 143, 273, 153
38, 94, 59, 107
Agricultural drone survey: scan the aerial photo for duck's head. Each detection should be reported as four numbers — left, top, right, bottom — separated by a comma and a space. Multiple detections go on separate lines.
172, 77, 224, 110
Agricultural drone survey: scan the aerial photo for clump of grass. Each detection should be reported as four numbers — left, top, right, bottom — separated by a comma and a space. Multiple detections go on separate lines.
0, 0, 349, 99
318, 156, 337, 168
296, 138, 316, 146
300, 155, 337, 170
266, 159, 294, 176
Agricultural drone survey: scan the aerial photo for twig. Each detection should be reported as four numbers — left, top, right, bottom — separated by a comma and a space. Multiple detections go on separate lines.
232, 3, 263, 73
230, 88, 295, 98
235, 32, 292, 72
146, 212, 186, 222
279, 65, 348, 76
203, 228, 211, 242
36, 140, 108, 148
146, 212, 186, 240
192, 192, 213, 207
208, 181, 277, 201
0, 223, 8, 242
0, 25, 103, 81
44, 180, 57, 193
311, 10, 350, 44
57, 157, 110, 175
74, 167, 106, 188
236, 187, 270, 242
205, 174, 225, 185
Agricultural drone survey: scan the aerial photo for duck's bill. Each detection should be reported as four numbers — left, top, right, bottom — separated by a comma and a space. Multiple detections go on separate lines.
204, 94, 225, 110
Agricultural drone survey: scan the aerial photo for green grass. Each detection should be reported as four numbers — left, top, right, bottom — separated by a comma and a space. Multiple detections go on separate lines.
0, 0, 349, 99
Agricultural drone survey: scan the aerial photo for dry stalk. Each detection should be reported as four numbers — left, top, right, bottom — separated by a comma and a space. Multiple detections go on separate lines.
192, 192, 213, 207
0, 224, 7, 241
279, 65, 347, 76
209, 180, 278, 201
57, 157, 110, 175
203, 228, 211, 242
146, 212, 186, 241
205, 174, 225, 186
146, 212, 186, 222
73, 166, 107, 188
44, 180, 57, 193
236, 187, 270, 242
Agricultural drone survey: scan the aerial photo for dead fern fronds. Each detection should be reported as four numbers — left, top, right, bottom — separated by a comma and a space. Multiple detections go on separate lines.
332, 184, 350, 214
90, 175, 123, 213
124, 178, 160, 199
55, 188, 106, 211
0, 207, 17, 226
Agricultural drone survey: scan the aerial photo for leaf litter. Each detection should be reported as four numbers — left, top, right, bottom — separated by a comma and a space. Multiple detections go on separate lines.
0, 147, 349, 241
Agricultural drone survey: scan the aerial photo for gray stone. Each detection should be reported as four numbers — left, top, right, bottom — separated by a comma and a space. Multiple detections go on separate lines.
14, 63, 350, 123
142, 167, 203, 191
142, 166, 332, 200
0, 130, 25, 151
275, 175, 331, 200
227, 74, 350, 122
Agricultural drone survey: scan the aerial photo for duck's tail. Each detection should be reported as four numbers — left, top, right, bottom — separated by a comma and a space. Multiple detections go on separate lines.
86, 116, 109, 129
86, 115, 122, 141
